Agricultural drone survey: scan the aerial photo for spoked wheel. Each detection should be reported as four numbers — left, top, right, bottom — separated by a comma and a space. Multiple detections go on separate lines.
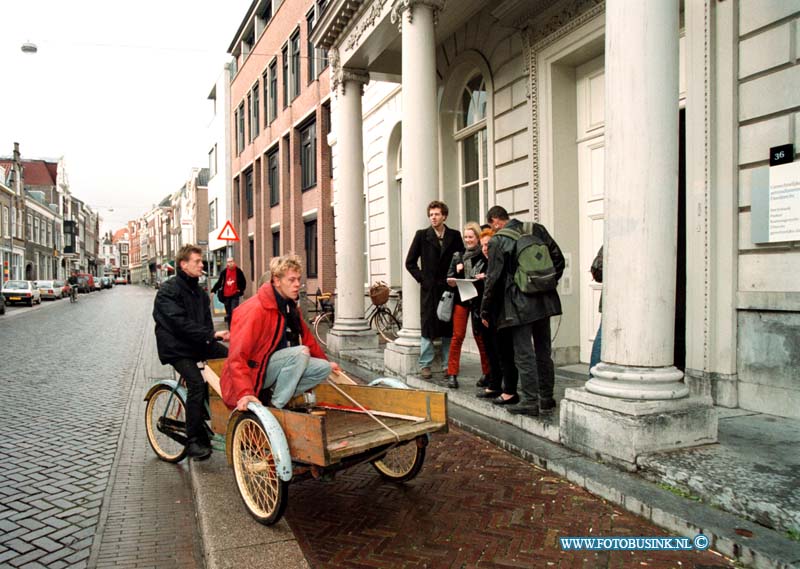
371, 436, 426, 482
144, 385, 188, 463
231, 413, 289, 525
371, 309, 401, 343
314, 312, 333, 347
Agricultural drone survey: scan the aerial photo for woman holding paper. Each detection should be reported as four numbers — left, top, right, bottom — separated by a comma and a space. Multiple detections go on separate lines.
444, 222, 492, 389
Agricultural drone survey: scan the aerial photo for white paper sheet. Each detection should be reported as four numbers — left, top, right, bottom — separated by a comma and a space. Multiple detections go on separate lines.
454, 279, 479, 302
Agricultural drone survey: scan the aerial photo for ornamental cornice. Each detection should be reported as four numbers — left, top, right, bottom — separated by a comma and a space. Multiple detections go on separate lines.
390, 0, 446, 29
343, 0, 389, 52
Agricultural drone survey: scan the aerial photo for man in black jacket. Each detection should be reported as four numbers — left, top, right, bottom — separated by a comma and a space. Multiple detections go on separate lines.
210, 257, 247, 328
406, 201, 465, 379
153, 244, 230, 460
480, 206, 565, 416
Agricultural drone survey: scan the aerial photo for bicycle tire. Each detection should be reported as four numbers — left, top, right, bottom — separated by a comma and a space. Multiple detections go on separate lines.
314, 312, 333, 347
372, 308, 400, 342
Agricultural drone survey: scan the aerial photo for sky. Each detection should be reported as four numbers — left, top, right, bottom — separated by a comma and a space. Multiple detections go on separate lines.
1, 0, 252, 234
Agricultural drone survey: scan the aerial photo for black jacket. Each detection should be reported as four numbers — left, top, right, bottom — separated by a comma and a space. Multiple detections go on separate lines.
447, 246, 486, 308
211, 266, 247, 302
406, 225, 465, 338
153, 269, 220, 364
480, 219, 565, 329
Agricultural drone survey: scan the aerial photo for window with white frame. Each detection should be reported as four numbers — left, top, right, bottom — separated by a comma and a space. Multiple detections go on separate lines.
290, 31, 301, 100
209, 198, 218, 232
2, 206, 8, 238
455, 74, 488, 225
251, 83, 260, 139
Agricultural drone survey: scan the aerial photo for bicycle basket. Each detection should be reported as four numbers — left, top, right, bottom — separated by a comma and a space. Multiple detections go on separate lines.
370, 282, 390, 306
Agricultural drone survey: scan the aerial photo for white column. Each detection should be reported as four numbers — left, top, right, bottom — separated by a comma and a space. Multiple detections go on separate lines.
587, 0, 688, 400
390, 0, 443, 351
328, 66, 378, 354
560, 0, 716, 470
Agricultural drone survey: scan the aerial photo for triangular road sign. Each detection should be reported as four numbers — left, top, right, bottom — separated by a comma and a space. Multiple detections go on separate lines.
217, 220, 240, 242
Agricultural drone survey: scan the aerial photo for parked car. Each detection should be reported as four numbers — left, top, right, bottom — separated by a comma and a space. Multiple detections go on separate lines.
114, 276, 127, 285
76, 273, 94, 293
36, 280, 62, 300
3, 280, 42, 306
92, 277, 103, 291
54, 280, 68, 298
102, 276, 113, 289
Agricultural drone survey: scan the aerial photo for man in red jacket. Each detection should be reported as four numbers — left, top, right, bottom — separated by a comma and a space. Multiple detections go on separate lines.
221, 255, 340, 411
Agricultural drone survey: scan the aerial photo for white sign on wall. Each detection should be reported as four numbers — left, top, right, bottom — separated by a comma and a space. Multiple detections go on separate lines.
768, 162, 800, 242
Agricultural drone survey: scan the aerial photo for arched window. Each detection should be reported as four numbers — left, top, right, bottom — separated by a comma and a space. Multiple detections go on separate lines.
455, 74, 488, 225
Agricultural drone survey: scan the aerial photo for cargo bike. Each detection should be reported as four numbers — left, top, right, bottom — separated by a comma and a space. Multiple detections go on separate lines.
144, 359, 448, 525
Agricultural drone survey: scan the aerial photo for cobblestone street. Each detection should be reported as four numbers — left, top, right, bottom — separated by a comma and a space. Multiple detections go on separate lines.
0, 286, 201, 569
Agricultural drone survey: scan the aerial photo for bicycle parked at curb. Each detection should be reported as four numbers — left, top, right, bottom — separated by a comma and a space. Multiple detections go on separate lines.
367, 282, 402, 343
300, 288, 335, 347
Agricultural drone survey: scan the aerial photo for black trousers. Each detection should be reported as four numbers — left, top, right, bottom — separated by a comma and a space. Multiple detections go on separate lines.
222, 296, 241, 327
479, 319, 509, 393
171, 342, 228, 446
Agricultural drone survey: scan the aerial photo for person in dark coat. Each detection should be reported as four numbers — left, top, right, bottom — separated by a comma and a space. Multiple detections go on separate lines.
405, 200, 465, 379
153, 244, 230, 460
210, 257, 247, 329
480, 206, 565, 416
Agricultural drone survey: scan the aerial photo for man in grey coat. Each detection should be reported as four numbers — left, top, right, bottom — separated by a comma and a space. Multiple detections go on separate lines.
480, 206, 565, 416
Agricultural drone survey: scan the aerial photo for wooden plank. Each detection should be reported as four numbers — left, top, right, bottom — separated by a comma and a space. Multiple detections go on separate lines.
327, 420, 447, 461
208, 393, 229, 435
322, 410, 408, 443
270, 409, 328, 466
202, 359, 225, 397
314, 384, 447, 424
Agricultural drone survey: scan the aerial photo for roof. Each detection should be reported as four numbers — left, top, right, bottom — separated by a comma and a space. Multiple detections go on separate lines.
0, 159, 59, 187
227, 0, 260, 54
112, 227, 129, 243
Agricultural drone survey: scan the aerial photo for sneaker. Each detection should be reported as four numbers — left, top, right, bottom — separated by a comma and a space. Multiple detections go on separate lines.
420, 367, 432, 379
508, 404, 540, 417
187, 442, 212, 461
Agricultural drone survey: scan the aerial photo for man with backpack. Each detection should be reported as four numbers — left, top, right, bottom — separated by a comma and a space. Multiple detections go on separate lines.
480, 206, 565, 416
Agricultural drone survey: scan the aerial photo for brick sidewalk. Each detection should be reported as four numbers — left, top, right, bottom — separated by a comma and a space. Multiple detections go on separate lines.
92, 327, 202, 569
285, 425, 734, 568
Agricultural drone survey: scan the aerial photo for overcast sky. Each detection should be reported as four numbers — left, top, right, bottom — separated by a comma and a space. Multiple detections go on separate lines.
1, 0, 252, 233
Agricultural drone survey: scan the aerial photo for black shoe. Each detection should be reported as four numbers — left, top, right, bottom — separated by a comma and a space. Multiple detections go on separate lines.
476, 389, 502, 399
540, 398, 557, 414
491, 393, 519, 406
476, 375, 489, 388
508, 404, 540, 417
447, 375, 459, 389
187, 442, 212, 461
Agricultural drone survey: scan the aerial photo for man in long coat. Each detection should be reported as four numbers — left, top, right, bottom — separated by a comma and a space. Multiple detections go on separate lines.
406, 200, 465, 379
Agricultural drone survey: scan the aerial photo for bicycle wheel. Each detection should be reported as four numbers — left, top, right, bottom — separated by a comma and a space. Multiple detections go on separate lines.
371, 437, 426, 482
144, 385, 188, 463
314, 312, 333, 347
231, 412, 289, 525
372, 308, 401, 342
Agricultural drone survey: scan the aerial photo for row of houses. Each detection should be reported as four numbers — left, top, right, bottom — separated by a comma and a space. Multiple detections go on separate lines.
0, 143, 101, 282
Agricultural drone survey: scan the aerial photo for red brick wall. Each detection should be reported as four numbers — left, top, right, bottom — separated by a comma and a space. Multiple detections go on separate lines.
229, 0, 334, 300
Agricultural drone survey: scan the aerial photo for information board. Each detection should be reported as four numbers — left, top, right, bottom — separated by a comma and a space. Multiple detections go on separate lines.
768, 162, 800, 243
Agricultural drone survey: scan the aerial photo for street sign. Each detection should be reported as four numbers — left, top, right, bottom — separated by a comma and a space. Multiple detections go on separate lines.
217, 220, 240, 242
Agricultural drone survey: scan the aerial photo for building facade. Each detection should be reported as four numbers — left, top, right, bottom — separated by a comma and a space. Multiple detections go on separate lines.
227, 0, 336, 297
313, 0, 800, 468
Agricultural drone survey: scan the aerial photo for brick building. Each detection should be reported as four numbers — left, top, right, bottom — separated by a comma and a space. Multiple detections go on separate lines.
227, 0, 335, 297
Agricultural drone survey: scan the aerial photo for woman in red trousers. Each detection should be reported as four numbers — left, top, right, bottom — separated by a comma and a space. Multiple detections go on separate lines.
444, 222, 493, 389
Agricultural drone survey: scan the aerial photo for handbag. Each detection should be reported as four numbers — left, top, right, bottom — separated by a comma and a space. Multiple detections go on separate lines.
436, 290, 454, 322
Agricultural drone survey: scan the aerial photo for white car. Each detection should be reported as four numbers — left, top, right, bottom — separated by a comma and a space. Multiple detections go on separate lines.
2, 280, 42, 306
36, 280, 62, 300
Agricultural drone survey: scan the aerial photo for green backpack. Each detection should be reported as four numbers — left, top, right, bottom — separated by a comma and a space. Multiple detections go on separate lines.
496, 222, 558, 294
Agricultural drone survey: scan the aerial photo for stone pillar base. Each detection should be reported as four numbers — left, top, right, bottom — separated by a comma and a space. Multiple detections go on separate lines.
560, 388, 718, 471
326, 329, 378, 356
384, 341, 420, 378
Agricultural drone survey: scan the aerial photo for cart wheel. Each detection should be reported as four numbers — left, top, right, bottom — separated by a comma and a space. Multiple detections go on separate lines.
371, 437, 426, 482
231, 412, 289, 525
144, 385, 188, 463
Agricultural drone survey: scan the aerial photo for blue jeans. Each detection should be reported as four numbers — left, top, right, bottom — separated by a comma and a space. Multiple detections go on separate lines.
589, 321, 602, 379
418, 336, 451, 370
262, 346, 331, 408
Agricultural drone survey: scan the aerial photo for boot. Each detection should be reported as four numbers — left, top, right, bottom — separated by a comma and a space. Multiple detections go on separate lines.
446, 375, 459, 389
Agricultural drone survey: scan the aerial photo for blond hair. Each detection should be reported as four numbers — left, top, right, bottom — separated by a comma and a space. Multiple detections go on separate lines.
464, 222, 482, 242
269, 254, 303, 280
